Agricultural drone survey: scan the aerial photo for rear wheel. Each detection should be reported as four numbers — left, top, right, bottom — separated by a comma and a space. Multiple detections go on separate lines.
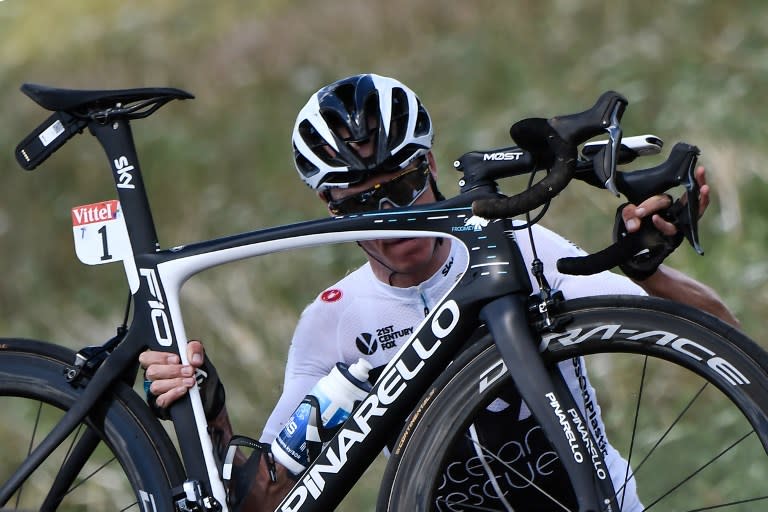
0, 338, 185, 511
379, 296, 768, 511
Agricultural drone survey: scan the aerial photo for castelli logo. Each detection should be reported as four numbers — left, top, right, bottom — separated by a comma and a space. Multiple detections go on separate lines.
320, 289, 342, 302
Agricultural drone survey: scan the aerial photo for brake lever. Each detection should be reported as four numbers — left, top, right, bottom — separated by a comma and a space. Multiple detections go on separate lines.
591, 103, 624, 196
664, 159, 703, 255
614, 142, 703, 255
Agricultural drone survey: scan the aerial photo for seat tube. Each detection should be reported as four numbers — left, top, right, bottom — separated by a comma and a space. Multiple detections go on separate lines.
480, 294, 608, 511
89, 119, 160, 254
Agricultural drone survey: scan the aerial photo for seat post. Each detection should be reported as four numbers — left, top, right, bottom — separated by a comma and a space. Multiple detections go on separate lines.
89, 118, 160, 254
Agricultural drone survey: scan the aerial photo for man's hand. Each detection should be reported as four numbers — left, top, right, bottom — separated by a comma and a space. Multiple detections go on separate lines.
140, 340, 208, 409
621, 165, 710, 235
614, 165, 709, 281
613, 165, 739, 327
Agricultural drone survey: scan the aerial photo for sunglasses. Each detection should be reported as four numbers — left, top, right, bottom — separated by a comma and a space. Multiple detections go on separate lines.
328, 160, 431, 215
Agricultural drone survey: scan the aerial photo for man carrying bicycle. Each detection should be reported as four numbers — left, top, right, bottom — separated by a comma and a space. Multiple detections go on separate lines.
141, 73, 738, 511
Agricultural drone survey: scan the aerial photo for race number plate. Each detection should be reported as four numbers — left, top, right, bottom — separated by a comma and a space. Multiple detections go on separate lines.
71, 200, 132, 265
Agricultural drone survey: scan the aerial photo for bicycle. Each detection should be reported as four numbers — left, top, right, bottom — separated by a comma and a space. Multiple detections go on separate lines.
2, 83, 767, 511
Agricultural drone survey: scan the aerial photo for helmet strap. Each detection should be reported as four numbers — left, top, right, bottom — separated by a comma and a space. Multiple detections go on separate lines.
427, 176, 446, 246
429, 174, 445, 202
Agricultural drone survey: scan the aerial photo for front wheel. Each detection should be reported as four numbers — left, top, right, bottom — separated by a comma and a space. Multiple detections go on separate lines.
379, 296, 768, 511
0, 338, 185, 511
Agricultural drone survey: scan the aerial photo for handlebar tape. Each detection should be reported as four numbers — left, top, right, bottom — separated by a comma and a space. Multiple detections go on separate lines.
556, 240, 637, 276
472, 92, 628, 219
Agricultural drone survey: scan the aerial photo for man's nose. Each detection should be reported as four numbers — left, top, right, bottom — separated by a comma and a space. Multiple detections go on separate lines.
350, 139, 375, 158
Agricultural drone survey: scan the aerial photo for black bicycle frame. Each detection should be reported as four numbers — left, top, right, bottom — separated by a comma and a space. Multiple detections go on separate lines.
1, 115, 616, 512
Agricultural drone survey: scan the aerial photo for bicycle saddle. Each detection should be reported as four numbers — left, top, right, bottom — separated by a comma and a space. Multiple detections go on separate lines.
20, 83, 194, 112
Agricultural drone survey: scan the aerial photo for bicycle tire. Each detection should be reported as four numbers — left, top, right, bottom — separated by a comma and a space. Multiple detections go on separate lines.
0, 338, 186, 511
378, 296, 768, 511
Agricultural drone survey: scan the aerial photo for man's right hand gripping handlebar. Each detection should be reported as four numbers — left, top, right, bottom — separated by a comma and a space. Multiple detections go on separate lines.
471, 91, 628, 219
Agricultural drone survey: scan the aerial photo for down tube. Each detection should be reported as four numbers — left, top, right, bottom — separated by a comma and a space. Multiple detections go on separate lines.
276, 293, 482, 512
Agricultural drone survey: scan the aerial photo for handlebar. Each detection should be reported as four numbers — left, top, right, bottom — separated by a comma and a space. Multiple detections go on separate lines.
459, 90, 704, 276
471, 91, 628, 219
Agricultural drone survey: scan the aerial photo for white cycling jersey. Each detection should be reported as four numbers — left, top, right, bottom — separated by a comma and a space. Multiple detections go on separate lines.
261, 222, 644, 510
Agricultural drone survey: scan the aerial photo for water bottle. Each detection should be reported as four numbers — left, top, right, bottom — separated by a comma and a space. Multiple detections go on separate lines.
271, 358, 373, 475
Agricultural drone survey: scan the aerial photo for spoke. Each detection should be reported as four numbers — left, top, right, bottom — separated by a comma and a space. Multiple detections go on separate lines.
620, 355, 647, 511
40, 423, 88, 510
464, 432, 572, 512
64, 456, 118, 495
468, 424, 515, 512
15, 401, 44, 509
27, 402, 43, 456
630, 382, 708, 476
643, 430, 755, 510
118, 500, 140, 511
61, 424, 85, 464
688, 495, 768, 511
614, 379, 709, 501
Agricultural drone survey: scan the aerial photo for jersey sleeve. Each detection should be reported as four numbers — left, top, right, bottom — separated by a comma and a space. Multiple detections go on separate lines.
259, 299, 342, 443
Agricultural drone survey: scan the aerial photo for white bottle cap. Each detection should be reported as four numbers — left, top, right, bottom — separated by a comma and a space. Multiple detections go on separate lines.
348, 358, 372, 381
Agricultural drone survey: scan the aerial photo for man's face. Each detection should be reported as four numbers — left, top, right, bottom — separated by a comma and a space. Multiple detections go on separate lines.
325, 156, 441, 280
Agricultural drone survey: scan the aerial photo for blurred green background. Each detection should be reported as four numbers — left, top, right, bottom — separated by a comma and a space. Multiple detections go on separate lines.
1, 0, 767, 509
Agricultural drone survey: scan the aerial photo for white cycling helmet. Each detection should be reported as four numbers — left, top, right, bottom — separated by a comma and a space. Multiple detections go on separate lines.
292, 73, 434, 191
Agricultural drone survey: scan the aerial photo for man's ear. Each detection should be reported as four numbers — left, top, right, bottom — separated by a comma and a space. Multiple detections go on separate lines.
427, 151, 438, 178
425, 151, 446, 202
317, 190, 334, 216
318, 191, 334, 215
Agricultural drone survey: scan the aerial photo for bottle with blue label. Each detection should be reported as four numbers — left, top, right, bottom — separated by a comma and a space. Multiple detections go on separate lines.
270, 358, 373, 475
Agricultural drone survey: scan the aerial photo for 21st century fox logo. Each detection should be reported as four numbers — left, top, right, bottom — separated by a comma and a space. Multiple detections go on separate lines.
356, 325, 415, 355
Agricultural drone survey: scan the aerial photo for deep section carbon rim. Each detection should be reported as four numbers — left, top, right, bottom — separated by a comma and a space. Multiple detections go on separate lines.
379, 296, 768, 511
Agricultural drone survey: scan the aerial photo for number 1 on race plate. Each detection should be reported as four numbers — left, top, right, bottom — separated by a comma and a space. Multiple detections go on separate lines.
71, 200, 132, 265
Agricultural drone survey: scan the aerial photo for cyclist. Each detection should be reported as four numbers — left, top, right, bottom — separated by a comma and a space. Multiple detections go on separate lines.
141, 73, 739, 510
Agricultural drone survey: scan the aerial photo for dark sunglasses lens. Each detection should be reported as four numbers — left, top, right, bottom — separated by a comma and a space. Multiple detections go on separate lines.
330, 165, 429, 215
331, 196, 369, 215
384, 169, 429, 206
331, 185, 385, 214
